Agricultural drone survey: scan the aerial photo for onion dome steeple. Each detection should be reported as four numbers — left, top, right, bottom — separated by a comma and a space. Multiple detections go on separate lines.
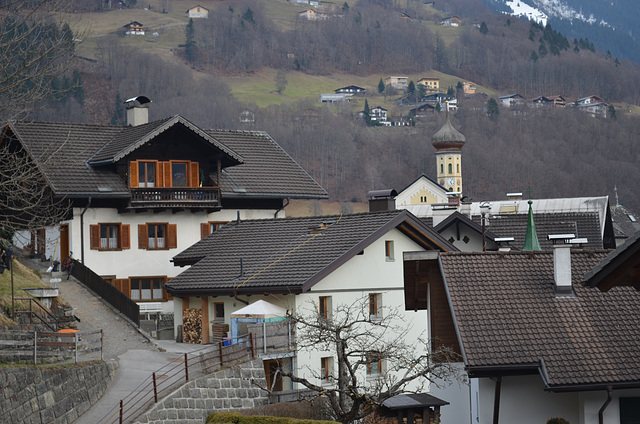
432, 112, 465, 194
432, 112, 465, 150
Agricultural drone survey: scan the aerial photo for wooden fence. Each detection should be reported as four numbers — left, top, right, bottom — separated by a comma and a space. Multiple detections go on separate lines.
0, 329, 103, 364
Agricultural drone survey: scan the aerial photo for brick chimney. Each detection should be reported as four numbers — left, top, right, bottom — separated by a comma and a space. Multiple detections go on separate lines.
124, 95, 152, 126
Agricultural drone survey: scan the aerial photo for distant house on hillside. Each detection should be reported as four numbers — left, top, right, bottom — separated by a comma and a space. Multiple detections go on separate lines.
123, 21, 144, 35
462, 82, 476, 94
499, 94, 526, 107
441, 16, 460, 26
410, 103, 436, 117
299, 9, 329, 20
417, 78, 440, 91
385, 76, 408, 90
319, 93, 348, 103
186, 5, 209, 19
531, 95, 567, 108
334, 85, 366, 95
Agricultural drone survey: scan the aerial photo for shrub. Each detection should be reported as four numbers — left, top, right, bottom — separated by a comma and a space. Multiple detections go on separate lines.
206, 412, 339, 424
547, 418, 569, 424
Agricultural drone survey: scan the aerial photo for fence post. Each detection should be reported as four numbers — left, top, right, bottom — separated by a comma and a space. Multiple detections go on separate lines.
34, 331, 37, 364
74, 332, 78, 364
218, 340, 224, 366
119, 399, 123, 424
152, 372, 158, 403
249, 332, 255, 358
100, 329, 104, 361
184, 353, 189, 382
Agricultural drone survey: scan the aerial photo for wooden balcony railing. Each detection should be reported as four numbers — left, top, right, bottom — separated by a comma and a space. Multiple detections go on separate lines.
129, 187, 221, 209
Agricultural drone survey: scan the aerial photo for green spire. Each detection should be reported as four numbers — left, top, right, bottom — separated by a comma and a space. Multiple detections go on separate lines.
522, 200, 541, 251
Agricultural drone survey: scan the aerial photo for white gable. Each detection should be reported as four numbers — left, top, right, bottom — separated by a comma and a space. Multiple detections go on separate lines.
395, 175, 448, 207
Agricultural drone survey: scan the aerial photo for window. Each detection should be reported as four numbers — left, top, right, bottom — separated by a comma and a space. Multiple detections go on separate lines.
440, 164, 444, 173
130, 276, 166, 301
620, 397, 640, 424
366, 353, 383, 376
448, 163, 453, 174
456, 164, 460, 173
319, 296, 332, 319
90, 223, 130, 251
171, 162, 188, 187
321, 357, 332, 381
214, 302, 225, 321
201, 221, 228, 239
138, 161, 156, 187
138, 223, 177, 250
384, 240, 394, 261
369, 293, 382, 319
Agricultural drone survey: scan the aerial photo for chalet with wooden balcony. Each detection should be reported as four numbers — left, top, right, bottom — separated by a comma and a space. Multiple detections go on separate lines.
3, 96, 327, 310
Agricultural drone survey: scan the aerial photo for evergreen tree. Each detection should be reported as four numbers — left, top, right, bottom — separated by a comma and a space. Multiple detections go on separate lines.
363, 99, 371, 126
538, 43, 548, 58
479, 21, 488, 35
342, 2, 349, 13
530, 51, 539, 62
608, 105, 616, 120
487, 98, 499, 121
407, 80, 415, 94
185, 18, 196, 63
242, 8, 255, 24
378, 78, 385, 94
447, 86, 454, 96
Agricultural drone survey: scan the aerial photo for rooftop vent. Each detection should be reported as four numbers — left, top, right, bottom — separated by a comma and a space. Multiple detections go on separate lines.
367, 189, 397, 212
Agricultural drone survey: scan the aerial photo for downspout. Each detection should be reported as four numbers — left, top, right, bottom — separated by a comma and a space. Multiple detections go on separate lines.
598, 386, 613, 424
492, 376, 502, 424
80, 197, 92, 264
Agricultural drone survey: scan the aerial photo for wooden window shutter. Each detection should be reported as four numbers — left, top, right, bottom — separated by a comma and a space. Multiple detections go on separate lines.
121, 224, 130, 249
130, 161, 139, 187
167, 224, 177, 249
201, 223, 210, 239
115, 278, 131, 297
156, 161, 164, 188
138, 224, 148, 249
189, 162, 200, 187
163, 278, 174, 300
90, 225, 100, 250
163, 162, 172, 187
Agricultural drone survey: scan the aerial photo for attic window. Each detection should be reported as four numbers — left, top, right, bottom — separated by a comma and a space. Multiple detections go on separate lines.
629, 214, 637, 222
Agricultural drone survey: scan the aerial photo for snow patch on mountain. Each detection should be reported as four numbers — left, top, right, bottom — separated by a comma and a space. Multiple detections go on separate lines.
504, 1, 548, 25
501, 0, 611, 28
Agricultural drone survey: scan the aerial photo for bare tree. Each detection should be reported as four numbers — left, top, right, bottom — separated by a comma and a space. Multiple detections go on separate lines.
273, 298, 462, 424
275, 69, 288, 94
0, 0, 79, 123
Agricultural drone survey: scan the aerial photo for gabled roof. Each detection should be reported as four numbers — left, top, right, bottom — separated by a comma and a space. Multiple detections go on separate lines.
440, 250, 640, 391
88, 115, 243, 165
3, 118, 327, 200
585, 230, 640, 291
610, 204, 640, 239
167, 210, 456, 296
434, 211, 500, 245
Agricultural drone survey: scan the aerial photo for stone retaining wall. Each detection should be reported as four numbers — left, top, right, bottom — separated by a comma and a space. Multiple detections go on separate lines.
0, 361, 117, 424
134, 359, 269, 424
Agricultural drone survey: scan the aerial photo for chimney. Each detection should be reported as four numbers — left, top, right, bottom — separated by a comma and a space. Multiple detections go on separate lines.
553, 244, 573, 296
367, 189, 397, 212
124, 95, 152, 126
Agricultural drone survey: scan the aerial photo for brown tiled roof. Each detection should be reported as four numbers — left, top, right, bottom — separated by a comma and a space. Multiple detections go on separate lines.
167, 210, 456, 296
440, 250, 640, 390
471, 212, 603, 249
206, 130, 327, 199
6, 118, 327, 200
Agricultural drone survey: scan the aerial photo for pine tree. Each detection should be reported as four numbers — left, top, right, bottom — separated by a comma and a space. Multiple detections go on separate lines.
479, 21, 488, 35
185, 18, 196, 63
407, 80, 415, 94
487, 98, 499, 121
363, 99, 371, 126
378, 78, 384, 94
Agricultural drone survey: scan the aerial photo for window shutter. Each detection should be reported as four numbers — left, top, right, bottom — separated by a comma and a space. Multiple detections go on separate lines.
130, 161, 139, 187
115, 278, 131, 297
201, 223, 210, 239
138, 224, 148, 249
156, 161, 164, 188
90, 225, 100, 250
164, 278, 174, 300
167, 224, 177, 249
189, 162, 200, 187
163, 162, 171, 187
121, 224, 130, 249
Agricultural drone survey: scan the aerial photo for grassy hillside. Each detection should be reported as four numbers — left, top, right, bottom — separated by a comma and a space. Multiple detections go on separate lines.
0, 260, 49, 328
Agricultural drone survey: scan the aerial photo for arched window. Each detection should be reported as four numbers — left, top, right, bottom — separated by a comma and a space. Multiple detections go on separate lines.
457, 164, 460, 173
448, 163, 453, 174
440, 164, 444, 173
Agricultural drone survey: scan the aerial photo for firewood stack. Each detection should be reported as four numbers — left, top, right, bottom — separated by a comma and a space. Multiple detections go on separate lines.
211, 323, 230, 343
182, 308, 202, 344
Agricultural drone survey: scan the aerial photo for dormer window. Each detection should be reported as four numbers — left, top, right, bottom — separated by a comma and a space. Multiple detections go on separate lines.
130, 160, 200, 188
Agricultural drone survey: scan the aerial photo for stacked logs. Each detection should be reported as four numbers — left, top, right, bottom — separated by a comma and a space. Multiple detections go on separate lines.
182, 308, 202, 344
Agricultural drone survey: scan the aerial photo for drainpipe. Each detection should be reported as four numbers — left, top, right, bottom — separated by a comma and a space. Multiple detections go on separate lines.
598, 386, 613, 424
492, 376, 502, 424
79, 197, 92, 264
274, 198, 290, 218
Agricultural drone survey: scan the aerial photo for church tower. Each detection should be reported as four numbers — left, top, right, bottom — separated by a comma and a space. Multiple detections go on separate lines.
432, 112, 465, 194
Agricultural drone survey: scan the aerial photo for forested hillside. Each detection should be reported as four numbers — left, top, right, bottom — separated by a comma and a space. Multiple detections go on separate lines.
28, 0, 640, 213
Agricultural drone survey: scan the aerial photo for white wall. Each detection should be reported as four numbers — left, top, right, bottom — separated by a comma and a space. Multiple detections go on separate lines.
294, 228, 429, 392
429, 363, 471, 424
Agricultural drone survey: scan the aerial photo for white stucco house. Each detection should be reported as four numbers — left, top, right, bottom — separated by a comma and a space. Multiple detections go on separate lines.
404, 245, 640, 424
4, 96, 327, 314
166, 210, 457, 396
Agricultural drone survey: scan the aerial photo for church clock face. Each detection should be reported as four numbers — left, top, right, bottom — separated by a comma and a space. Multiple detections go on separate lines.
447, 177, 455, 186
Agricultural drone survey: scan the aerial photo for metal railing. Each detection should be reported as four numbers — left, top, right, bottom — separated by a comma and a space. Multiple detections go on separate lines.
96, 333, 257, 424
0, 329, 103, 364
70, 260, 140, 326
129, 187, 221, 208
14, 296, 60, 332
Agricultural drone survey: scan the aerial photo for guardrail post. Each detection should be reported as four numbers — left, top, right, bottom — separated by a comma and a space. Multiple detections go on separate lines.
152, 372, 158, 403
74, 332, 79, 364
219, 340, 224, 366
249, 332, 255, 358
119, 399, 123, 424
184, 353, 189, 382
34, 331, 37, 364
100, 329, 104, 361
